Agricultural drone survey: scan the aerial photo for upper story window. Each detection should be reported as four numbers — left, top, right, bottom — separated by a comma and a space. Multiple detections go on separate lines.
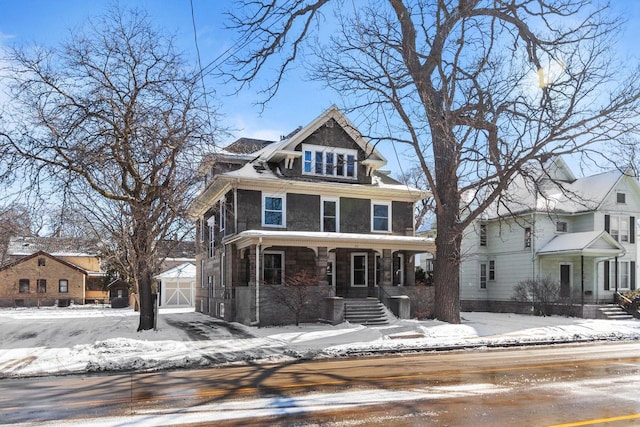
302, 144, 357, 179
479, 224, 487, 246
207, 216, 215, 258
321, 197, 339, 232
262, 193, 286, 227
617, 192, 626, 204
219, 198, 226, 234
605, 214, 635, 244
372, 201, 391, 233
524, 227, 532, 248
556, 221, 568, 233
38, 258, 46, 266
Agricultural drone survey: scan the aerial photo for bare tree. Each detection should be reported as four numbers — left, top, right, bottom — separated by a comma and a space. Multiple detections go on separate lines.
397, 166, 433, 231
0, 6, 220, 330
263, 270, 329, 326
225, 0, 640, 323
0, 203, 31, 265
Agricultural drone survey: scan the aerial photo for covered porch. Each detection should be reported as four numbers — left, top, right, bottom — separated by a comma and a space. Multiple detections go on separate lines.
536, 230, 626, 305
223, 230, 436, 325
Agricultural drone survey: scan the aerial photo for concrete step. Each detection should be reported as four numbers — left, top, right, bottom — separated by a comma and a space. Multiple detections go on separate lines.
597, 305, 634, 320
344, 298, 389, 325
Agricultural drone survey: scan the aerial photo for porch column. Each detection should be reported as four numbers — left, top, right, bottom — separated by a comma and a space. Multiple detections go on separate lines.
317, 247, 328, 287
382, 249, 392, 286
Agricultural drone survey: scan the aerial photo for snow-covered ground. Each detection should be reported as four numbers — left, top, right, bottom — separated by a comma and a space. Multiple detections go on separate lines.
0, 305, 639, 378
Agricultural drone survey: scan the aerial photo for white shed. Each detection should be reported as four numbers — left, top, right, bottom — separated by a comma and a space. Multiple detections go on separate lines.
155, 263, 196, 307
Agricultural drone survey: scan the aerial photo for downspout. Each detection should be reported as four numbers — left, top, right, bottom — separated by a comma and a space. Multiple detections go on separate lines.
252, 237, 262, 325
532, 212, 537, 280
581, 255, 584, 308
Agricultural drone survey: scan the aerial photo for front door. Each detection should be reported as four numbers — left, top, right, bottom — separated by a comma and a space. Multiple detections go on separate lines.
560, 263, 572, 298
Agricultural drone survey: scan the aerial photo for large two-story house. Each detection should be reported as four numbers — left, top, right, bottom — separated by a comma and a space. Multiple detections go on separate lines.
191, 106, 434, 325
460, 157, 639, 316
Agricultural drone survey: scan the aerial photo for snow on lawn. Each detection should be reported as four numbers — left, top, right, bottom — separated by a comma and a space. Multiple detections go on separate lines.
0, 305, 639, 378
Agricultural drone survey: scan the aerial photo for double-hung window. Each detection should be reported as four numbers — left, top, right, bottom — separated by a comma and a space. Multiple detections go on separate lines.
479, 224, 487, 246
372, 201, 391, 232
480, 263, 487, 289
524, 227, 532, 248
59, 279, 68, 293
262, 193, 286, 227
321, 197, 339, 232
19, 279, 29, 293
605, 214, 636, 243
219, 198, 226, 235
263, 251, 284, 285
301, 144, 358, 179
37, 279, 46, 293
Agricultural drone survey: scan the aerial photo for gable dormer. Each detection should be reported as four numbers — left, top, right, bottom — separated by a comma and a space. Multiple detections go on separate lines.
264, 106, 387, 184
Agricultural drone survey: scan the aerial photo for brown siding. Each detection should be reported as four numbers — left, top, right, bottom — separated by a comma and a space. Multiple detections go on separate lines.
392, 201, 414, 234
287, 193, 320, 231
341, 198, 370, 233
237, 189, 262, 231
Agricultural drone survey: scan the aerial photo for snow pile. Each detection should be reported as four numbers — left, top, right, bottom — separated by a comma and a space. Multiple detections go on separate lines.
0, 306, 638, 378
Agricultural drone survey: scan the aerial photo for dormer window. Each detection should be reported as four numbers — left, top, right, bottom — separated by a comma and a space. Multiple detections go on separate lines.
556, 221, 568, 233
302, 144, 357, 179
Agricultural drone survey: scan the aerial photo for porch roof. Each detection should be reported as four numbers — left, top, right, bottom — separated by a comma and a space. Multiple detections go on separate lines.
536, 231, 625, 257
224, 230, 436, 254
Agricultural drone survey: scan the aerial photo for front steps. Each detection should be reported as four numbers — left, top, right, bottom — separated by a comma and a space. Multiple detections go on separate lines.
344, 298, 390, 325
597, 304, 635, 320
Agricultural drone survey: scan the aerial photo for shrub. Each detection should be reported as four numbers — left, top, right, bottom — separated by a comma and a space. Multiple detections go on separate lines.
512, 277, 560, 316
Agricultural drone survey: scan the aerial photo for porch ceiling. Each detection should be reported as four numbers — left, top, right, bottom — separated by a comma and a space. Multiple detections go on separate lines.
536, 230, 625, 257
224, 230, 436, 253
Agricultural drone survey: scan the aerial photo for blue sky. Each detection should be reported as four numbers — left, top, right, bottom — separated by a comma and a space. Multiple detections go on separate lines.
0, 1, 359, 163
2, 1, 640, 178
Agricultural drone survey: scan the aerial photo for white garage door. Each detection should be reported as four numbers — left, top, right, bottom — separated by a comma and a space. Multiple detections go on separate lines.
163, 280, 193, 306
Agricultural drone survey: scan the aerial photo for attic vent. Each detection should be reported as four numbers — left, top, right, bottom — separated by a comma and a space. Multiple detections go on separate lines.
325, 120, 334, 128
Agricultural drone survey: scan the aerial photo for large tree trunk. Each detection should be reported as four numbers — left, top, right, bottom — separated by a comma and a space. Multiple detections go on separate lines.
134, 218, 156, 331
433, 210, 462, 323
429, 89, 463, 324
136, 263, 155, 331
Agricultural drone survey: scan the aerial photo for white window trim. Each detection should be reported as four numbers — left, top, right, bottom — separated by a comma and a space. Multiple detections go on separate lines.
262, 193, 286, 228
219, 198, 226, 234
301, 143, 358, 179
371, 200, 392, 233
489, 259, 496, 281
263, 250, 285, 285
321, 197, 340, 232
351, 252, 368, 287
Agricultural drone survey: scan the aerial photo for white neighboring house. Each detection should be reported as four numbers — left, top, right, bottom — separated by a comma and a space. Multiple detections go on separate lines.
155, 263, 196, 308
460, 157, 639, 316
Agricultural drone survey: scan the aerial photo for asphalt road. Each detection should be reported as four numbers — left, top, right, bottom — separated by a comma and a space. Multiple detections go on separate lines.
2, 341, 640, 426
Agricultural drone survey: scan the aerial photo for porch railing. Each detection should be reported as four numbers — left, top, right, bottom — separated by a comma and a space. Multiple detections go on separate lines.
615, 291, 640, 318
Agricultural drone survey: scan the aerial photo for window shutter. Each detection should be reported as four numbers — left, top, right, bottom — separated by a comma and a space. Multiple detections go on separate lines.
604, 214, 610, 233
604, 261, 610, 291
631, 261, 636, 291
630, 216, 636, 244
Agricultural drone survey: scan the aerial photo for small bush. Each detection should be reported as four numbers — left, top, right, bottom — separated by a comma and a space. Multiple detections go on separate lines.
512, 277, 560, 316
